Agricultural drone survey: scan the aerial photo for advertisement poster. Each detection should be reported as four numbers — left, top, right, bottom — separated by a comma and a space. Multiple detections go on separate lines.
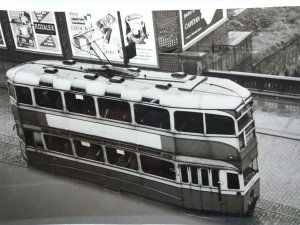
120, 11, 158, 67
8, 11, 62, 54
66, 11, 123, 63
180, 9, 227, 50
0, 22, 6, 48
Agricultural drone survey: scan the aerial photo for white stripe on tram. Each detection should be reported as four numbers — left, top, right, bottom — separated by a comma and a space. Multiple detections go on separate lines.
45, 114, 162, 149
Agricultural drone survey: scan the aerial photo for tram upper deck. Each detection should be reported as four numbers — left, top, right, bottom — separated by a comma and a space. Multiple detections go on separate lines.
7, 60, 257, 171
7, 60, 251, 111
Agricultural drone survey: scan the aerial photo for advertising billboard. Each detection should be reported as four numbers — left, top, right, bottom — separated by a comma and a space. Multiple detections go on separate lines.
8, 11, 62, 54
66, 11, 124, 63
180, 9, 227, 50
0, 22, 6, 48
120, 11, 158, 67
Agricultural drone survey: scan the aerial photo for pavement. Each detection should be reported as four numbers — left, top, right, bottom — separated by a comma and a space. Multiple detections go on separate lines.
0, 80, 300, 224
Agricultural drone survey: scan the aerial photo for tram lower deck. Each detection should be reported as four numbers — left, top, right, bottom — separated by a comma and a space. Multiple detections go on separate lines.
18, 125, 260, 214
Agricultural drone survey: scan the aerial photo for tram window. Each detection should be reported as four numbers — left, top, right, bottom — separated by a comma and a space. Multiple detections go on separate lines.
206, 114, 235, 135
65, 92, 96, 116
23, 130, 43, 148
141, 155, 175, 180
212, 169, 219, 187
44, 134, 73, 155
243, 158, 259, 186
106, 147, 138, 170
15, 86, 32, 105
191, 166, 199, 184
180, 165, 188, 183
34, 89, 63, 110
227, 173, 240, 189
8, 83, 16, 100
98, 98, 131, 122
74, 140, 104, 162
174, 111, 204, 133
238, 111, 253, 131
134, 104, 170, 130
201, 169, 209, 186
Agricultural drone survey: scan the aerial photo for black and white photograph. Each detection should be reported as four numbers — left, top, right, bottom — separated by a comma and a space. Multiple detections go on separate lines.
0, 0, 299, 224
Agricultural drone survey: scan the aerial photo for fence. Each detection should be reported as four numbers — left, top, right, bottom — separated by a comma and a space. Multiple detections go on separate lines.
204, 69, 300, 98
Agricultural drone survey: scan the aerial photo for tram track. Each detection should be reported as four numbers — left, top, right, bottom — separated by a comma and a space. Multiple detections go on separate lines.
255, 205, 300, 220
256, 131, 300, 141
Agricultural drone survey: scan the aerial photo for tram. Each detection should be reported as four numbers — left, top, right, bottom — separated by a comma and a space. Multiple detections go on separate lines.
6, 59, 259, 214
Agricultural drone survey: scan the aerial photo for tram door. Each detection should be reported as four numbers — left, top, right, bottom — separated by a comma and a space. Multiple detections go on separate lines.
180, 165, 204, 210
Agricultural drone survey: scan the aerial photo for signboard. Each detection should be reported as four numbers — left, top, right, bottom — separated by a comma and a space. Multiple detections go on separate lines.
180, 9, 227, 50
120, 11, 158, 67
0, 22, 6, 48
8, 11, 62, 54
66, 11, 123, 63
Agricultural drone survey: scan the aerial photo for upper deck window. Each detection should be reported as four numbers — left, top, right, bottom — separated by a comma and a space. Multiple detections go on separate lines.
98, 98, 131, 122
15, 86, 32, 105
206, 114, 235, 135
134, 104, 170, 130
34, 89, 63, 110
174, 111, 204, 133
65, 93, 96, 116
8, 83, 16, 100
238, 111, 253, 131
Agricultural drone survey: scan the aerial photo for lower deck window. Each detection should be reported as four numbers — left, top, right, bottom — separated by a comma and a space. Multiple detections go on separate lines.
243, 158, 259, 186
44, 134, 73, 155
180, 166, 188, 183
212, 169, 219, 187
201, 169, 209, 186
191, 167, 199, 184
74, 140, 104, 162
140, 155, 175, 180
106, 147, 138, 170
24, 130, 43, 148
227, 173, 240, 189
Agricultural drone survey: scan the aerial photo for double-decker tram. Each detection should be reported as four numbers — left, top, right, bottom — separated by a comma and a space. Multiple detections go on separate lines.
6, 59, 259, 214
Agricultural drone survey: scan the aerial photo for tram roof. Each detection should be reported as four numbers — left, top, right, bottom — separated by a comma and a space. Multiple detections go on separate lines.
7, 60, 251, 110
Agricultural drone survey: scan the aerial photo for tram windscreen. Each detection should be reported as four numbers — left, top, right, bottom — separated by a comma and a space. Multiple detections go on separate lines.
243, 158, 258, 186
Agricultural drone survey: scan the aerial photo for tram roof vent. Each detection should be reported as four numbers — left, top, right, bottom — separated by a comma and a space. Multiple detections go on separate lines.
171, 72, 187, 79
44, 67, 58, 74
127, 67, 140, 72
84, 74, 99, 80
155, 83, 172, 90
63, 59, 76, 65
109, 76, 125, 83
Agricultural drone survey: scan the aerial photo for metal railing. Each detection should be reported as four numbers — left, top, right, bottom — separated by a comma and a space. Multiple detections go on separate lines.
203, 70, 300, 99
